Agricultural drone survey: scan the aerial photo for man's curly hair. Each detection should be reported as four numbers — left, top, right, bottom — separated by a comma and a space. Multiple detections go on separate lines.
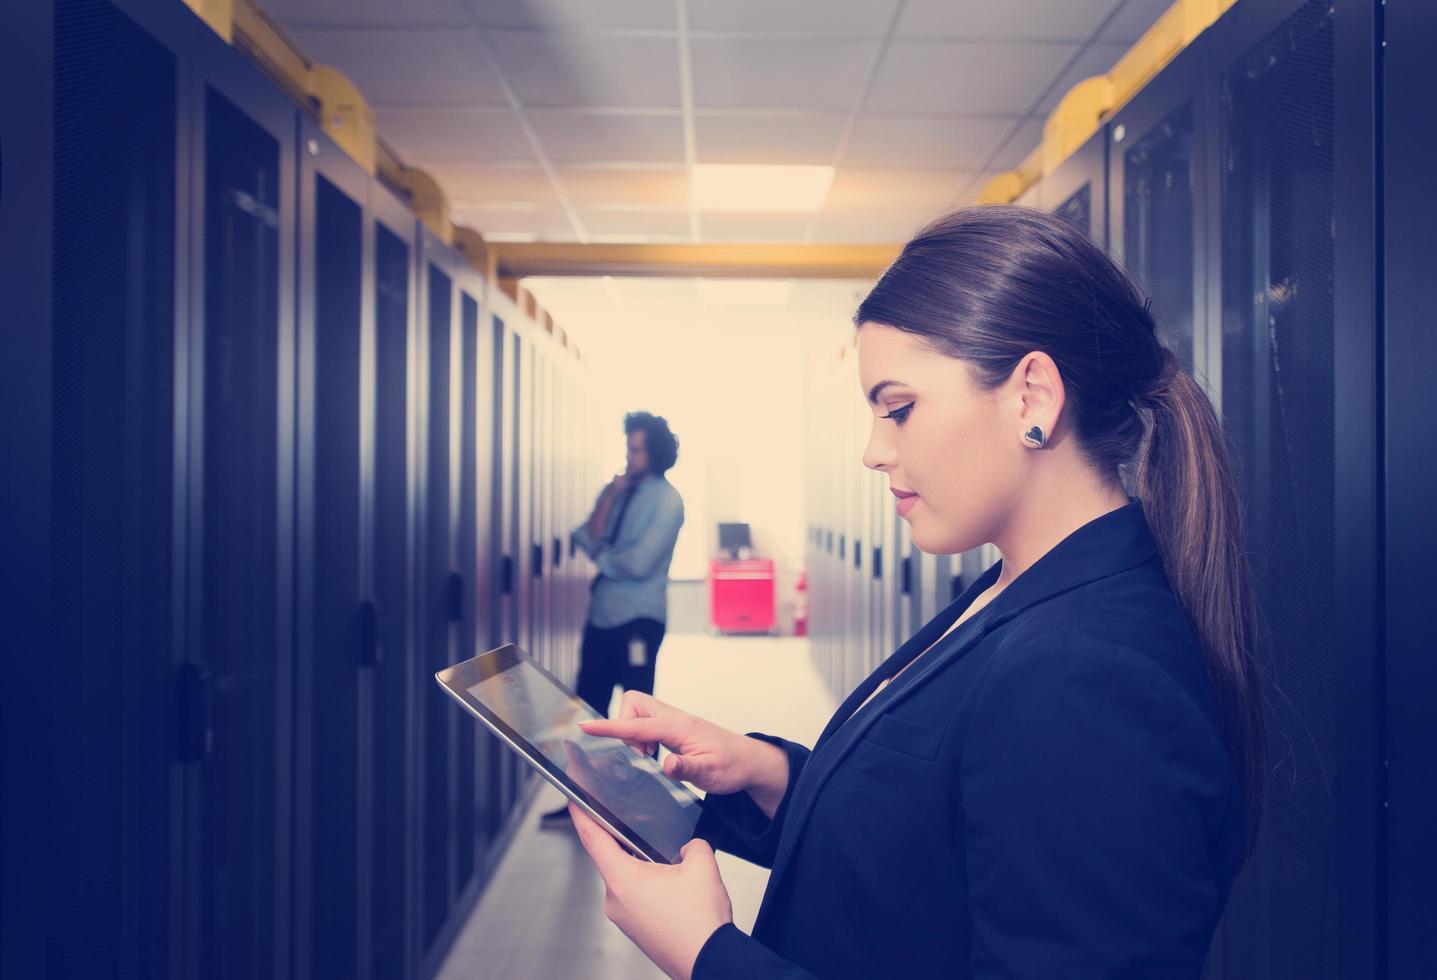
624, 412, 679, 476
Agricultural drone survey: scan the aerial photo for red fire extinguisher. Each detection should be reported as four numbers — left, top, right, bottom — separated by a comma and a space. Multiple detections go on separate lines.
793, 569, 808, 637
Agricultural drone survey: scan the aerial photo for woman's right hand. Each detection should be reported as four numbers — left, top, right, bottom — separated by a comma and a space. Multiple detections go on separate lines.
578, 692, 789, 814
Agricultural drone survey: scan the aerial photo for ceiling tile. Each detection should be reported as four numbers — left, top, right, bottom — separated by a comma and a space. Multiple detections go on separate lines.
843, 115, 1012, 169
575, 209, 692, 238
373, 107, 533, 162
988, 117, 1046, 170
421, 164, 557, 204
609, 279, 698, 306
287, 28, 508, 106
699, 213, 815, 243
463, 0, 676, 30
555, 168, 691, 206
688, 0, 900, 36
526, 111, 685, 163
264, 0, 471, 28
809, 207, 937, 244
694, 113, 847, 165
487, 31, 680, 107
690, 38, 878, 112
898, 0, 1116, 41
1100, 0, 1175, 44
1034, 42, 1130, 114
866, 40, 1074, 115
449, 203, 577, 240
823, 167, 967, 211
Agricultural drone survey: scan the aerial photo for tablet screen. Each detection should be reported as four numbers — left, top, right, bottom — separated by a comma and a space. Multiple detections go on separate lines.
437, 645, 703, 864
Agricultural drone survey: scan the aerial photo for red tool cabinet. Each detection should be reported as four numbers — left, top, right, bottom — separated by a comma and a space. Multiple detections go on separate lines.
710, 558, 776, 634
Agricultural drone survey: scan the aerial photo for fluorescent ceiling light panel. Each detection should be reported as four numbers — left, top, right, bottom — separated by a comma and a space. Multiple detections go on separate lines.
692, 164, 835, 212
695, 278, 794, 306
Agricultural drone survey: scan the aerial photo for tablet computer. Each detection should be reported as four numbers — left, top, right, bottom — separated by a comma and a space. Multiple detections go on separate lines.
434, 644, 703, 864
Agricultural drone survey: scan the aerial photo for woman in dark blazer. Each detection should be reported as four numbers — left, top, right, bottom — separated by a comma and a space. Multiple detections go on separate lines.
568, 206, 1263, 980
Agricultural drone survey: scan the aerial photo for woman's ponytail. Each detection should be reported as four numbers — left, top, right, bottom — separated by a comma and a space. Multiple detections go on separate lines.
1132, 348, 1265, 853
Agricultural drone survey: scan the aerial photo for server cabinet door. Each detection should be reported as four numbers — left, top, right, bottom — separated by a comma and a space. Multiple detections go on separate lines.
293, 129, 369, 980
492, 316, 517, 649
1383, 2, 1437, 973
369, 211, 415, 980
418, 259, 456, 956
189, 73, 297, 980
531, 354, 546, 666
47, 3, 178, 974
454, 288, 485, 902
1212, 5, 1343, 977
494, 321, 522, 817
511, 332, 534, 801
1107, 41, 1207, 380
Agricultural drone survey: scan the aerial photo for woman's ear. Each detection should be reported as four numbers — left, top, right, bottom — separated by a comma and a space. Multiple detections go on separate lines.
1014, 351, 1065, 448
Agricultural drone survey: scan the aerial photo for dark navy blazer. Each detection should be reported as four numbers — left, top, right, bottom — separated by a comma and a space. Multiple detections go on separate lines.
692, 502, 1245, 979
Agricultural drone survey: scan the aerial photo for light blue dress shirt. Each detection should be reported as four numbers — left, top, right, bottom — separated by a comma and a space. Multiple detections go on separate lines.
571, 475, 684, 629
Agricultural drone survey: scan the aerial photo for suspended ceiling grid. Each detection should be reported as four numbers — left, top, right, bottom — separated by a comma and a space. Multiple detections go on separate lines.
263, 0, 1173, 245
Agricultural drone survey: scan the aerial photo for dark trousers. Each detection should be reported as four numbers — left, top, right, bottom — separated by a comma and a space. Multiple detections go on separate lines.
574, 617, 666, 717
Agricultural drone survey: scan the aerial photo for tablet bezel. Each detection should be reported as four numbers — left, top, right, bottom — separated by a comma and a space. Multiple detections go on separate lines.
434, 644, 703, 865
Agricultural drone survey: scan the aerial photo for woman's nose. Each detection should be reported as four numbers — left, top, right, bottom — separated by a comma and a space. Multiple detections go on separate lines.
862, 422, 896, 471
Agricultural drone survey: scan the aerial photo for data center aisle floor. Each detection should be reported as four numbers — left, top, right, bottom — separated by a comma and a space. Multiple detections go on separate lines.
436, 633, 837, 980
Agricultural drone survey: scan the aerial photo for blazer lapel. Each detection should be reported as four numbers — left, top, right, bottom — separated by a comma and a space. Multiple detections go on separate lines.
808, 564, 998, 751
753, 503, 1161, 935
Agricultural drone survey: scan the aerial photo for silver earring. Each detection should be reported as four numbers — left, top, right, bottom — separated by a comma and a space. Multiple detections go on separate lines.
1022, 425, 1046, 449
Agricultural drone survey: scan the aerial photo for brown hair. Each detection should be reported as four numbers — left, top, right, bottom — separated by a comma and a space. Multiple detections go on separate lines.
856, 206, 1263, 853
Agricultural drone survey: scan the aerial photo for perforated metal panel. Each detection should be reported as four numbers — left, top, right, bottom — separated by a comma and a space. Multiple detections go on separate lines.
1124, 103, 1197, 373
51, 1, 176, 973
305, 175, 364, 980
200, 85, 285, 980
371, 221, 411, 980
422, 264, 454, 950
1216, 3, 1339, 977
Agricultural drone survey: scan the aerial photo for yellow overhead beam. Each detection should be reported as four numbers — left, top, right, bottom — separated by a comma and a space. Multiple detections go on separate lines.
979, 0, 1240, 205
492, 243, 899, 280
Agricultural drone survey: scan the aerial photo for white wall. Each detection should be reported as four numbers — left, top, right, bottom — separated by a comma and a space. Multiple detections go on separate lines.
528, 277, 868, 628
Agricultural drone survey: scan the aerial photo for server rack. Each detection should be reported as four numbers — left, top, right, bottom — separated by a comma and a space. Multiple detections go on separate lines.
184, 42, 301, 980
1382, 3, 1437, 971
3, 2, 596, 977
1106, 39, 1210, 379
370, 181, 421, 980
292, 112, 373, 980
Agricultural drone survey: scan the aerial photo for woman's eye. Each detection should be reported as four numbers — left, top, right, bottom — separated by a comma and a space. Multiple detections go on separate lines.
881, 402, 914, 424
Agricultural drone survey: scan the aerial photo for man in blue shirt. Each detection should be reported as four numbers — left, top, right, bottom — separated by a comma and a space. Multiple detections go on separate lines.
541, 412, 685, 829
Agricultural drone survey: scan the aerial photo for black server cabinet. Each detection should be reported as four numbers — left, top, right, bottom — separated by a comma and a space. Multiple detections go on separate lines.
292, 118, 370, 980
454, 287, 480, 900
1214, 4, 1340, 976
1383, 2, 1437, 974
454, 282, 498, 908
1202, 1, 1382, 977
533, 352, 550, 671
42, 2, 179, 976
370, 190, 419, 980
185, 51, 299, 980
1107, 41, 1209, 377
416, 240, 457, 968
492, 311, 522, 818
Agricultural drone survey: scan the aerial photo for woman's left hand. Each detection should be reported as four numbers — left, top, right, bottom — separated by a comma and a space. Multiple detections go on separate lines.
568, 803, 732, 980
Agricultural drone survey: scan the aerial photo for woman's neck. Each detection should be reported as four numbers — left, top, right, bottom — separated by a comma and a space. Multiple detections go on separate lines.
990, 475, 1131, 590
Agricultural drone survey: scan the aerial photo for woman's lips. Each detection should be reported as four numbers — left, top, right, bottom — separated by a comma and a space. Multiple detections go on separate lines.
892, 488, 918, 517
